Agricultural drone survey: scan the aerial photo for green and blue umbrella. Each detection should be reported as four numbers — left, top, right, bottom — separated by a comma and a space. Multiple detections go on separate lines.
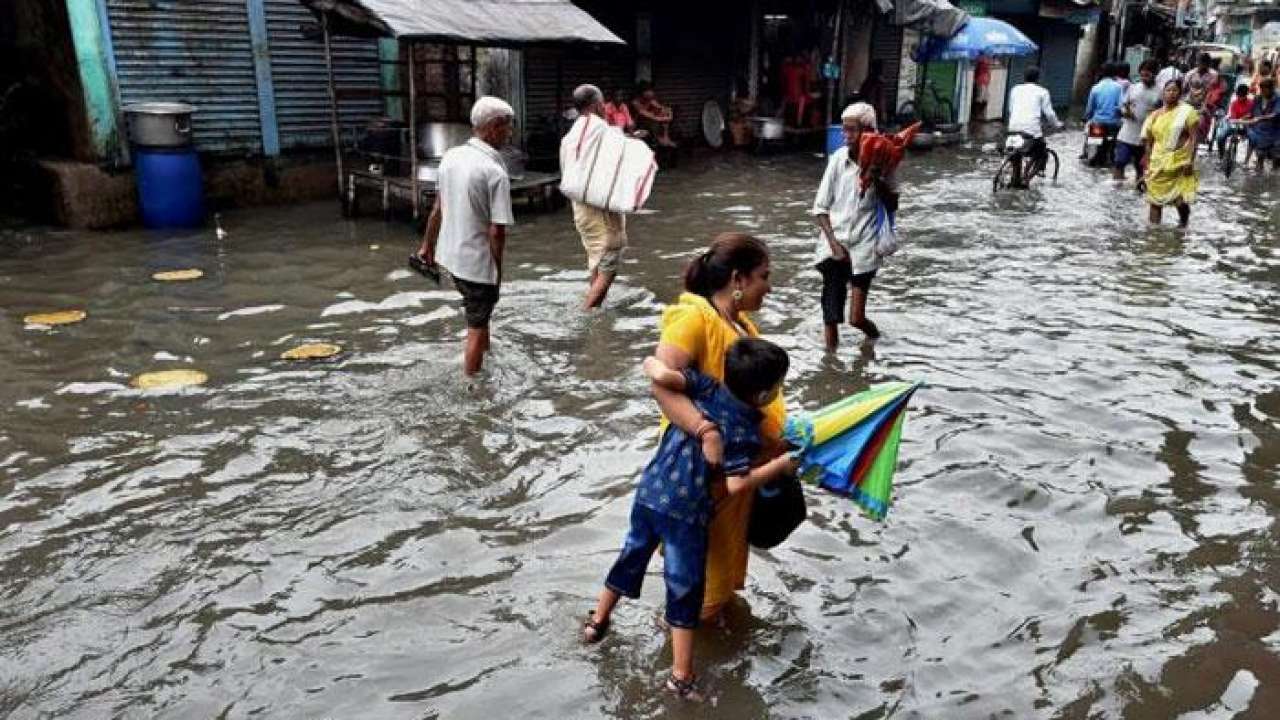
784, 382, 921, 520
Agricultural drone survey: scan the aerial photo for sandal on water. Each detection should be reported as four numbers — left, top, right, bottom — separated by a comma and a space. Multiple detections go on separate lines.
582, 612, 610, 644
407, 254, 441, 285
665, 673, 707, 703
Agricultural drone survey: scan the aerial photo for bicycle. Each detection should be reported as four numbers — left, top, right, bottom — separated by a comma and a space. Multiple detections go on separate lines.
1219, 120, 1246, 177
993, 133, 1059, 191
895, 78, 955, 131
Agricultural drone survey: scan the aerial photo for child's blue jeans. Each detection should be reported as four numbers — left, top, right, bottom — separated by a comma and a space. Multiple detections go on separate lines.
604, 502, 708, 629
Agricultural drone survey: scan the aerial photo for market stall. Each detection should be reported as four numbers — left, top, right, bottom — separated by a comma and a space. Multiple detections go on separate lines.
298, 0, 625, 218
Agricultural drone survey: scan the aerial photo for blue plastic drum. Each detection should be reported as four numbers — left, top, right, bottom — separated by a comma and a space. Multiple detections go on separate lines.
826, 124, 845, 155
133, 147, 205, 229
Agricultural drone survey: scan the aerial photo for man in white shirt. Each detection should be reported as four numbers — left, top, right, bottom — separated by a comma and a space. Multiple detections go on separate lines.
413, 96, 515, 375
1006, 66, 1062, 172
560, 84, 628, 309
1115, 59, 1161, 181
811, 102, 899, 350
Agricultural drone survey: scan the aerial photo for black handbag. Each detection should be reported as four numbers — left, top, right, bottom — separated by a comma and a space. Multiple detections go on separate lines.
747, 474, 807, 549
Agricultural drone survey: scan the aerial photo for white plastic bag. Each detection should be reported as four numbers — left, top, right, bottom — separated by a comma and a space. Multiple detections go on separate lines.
871, 201, 899, 258
559, 115, 658, 214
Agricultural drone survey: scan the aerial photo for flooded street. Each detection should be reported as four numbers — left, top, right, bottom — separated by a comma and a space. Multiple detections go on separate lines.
3, 135, 1279, 719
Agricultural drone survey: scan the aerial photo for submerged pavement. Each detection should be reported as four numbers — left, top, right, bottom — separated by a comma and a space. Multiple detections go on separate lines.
2, 135, 1279, 718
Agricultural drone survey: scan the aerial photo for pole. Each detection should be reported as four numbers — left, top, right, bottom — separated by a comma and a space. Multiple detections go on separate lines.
408, 41, 419, 219
748, 0, 760, 99
322, 13, 344, 200
827, 0, 845, 125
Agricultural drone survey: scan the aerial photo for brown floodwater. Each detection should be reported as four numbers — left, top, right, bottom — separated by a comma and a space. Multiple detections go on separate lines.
2, 135, 1278, 719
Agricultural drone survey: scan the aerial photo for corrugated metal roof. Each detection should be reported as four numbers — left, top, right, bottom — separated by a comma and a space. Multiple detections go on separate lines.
298, 0, 626, 46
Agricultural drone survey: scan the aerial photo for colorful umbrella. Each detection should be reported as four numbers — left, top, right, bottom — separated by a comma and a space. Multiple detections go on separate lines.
783, 382, 921, 520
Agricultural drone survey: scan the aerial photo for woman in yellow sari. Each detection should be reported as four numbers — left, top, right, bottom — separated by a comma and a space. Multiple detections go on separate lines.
1141, 79, 1199, 228
652, 232, 787, 623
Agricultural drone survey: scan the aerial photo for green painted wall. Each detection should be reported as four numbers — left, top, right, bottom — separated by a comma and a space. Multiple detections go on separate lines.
380, 39, 403, 121
65, 0, 121, 162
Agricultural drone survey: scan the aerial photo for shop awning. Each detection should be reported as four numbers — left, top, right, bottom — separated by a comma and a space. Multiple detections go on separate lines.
888, 0, 970, 39
298, 0, 626, 46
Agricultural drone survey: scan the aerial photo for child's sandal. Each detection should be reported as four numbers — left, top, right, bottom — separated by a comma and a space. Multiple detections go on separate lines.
665, 673, 707, 703
582, 612, 610, 644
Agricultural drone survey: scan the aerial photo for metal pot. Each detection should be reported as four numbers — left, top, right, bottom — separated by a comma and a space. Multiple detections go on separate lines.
123, 102, 195, 148
417, 122, 472, 158
749, 116, 785, 141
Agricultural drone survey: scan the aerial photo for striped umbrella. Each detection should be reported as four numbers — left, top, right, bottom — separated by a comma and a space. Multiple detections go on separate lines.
783, 381, 921, 520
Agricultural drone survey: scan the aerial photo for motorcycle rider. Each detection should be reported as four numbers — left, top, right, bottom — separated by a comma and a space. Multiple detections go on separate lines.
1006, 65, 1063, 186
1083, 62, 1126, 166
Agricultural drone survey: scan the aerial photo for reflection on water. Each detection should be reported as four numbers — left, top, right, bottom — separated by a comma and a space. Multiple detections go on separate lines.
1, 136, 1278, 718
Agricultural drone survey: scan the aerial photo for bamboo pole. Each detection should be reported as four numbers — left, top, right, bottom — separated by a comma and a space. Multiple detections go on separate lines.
408, 41, 419, 218
322, 13, 344, 200
827, 0, 845, 126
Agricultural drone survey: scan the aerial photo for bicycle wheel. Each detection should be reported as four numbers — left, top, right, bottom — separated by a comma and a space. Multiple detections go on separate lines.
1045, 150, 1060, 181
1222, 136, 1238, 177
994, 155, 1018, 192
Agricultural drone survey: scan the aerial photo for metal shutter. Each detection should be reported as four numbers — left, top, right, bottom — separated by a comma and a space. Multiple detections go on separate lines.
524, 47, 634, 126
264, 0, 382, 150
106, 0, 262, 153
872, 13, 904, 119
653, 12, 730, 143
1039, 21, 1080, 109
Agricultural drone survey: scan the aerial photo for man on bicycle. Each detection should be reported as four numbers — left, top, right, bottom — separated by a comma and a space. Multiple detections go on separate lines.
1007, 66, 1062, 174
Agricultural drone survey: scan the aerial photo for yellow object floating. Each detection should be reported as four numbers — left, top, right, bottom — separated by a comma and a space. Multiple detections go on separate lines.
281, 343, 342, 360
24, 310, 87, 326
369, 244, 380, 250
132, 369, 208, 390
152, 268, 204, 282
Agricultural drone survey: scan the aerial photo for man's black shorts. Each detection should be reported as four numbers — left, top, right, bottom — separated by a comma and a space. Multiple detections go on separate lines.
453, 276, 500, 328
1025, 136, 1048, 165
818, 257, 876, 326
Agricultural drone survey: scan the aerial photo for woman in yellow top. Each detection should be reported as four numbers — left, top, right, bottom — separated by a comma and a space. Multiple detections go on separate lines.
1141, 79, 1199, 228
652, 232, 787, 623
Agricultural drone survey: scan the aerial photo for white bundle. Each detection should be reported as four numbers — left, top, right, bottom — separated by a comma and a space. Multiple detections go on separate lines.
559, 115, 658, 214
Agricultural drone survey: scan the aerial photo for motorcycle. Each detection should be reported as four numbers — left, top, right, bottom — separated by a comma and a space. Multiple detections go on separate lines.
1082, 121, 1118, 168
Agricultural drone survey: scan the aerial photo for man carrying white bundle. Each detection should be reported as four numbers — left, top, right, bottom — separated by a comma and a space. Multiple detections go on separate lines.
560, 84, 632, 309
412, 96, 515, 375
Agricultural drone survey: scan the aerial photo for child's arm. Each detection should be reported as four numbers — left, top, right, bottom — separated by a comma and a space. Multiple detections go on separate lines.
642, 356, 686, 391
725, 454, 801, 496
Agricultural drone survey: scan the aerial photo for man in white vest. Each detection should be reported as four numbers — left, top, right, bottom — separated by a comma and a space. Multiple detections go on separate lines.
560, 84, 628, 309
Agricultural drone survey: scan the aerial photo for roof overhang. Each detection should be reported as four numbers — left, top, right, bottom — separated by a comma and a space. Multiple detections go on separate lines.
299, 0, 626, 46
